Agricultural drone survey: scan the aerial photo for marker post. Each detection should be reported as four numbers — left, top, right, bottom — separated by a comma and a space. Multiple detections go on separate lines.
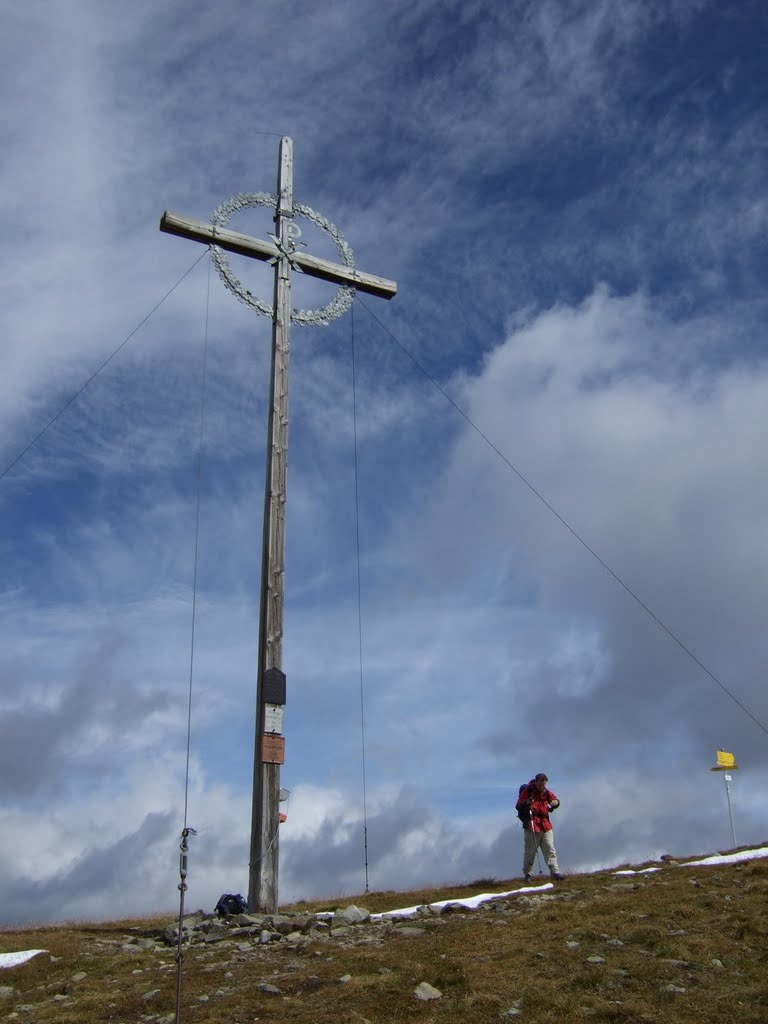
710, 749, 739, 848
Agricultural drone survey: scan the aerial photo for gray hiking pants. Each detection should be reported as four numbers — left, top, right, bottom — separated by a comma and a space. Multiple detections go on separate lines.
523, 828, 559, 876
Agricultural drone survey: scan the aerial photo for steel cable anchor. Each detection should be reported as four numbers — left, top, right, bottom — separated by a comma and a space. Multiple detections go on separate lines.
174, 826, 197, 1023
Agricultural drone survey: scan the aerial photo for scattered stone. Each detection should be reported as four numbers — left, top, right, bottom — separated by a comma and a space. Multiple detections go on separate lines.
664, 984, 686, 994
711, 958, 725, 970
258, 982, 283, 996
586, 955, 606, 964
154, 883, 571, 955
566, 941, 580, 948
339, 974, 352, 983
0, 987, 15, 1000
502, 1000, 524, 1016
334, 905, 371, 925
414, 981, 442, 1001
606, 938, 624, 946
142, 989, 161, 1000
438, 902, 466, 915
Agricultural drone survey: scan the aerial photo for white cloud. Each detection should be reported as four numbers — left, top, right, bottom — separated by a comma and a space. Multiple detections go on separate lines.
0, 0, 766, 926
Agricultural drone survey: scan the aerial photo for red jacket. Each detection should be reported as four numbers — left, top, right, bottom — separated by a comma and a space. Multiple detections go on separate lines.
516, 780, 559, 833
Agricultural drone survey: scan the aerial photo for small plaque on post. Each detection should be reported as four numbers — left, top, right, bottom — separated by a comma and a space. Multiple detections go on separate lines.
264, 703, 284, 734
262, 733, 285, 764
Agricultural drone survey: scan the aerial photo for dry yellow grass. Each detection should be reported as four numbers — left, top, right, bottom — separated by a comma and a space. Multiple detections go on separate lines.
1, 850, 766, 1023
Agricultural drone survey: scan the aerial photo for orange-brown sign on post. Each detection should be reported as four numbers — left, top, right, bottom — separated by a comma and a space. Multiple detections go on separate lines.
262, 734, 285, 764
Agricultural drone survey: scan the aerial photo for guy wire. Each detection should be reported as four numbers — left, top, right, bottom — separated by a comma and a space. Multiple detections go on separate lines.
0, 250, 209, 486
355, 297, 768, 739
182, 255, 212, 830
350, 301, 371, 892
175, 255, 212, 1024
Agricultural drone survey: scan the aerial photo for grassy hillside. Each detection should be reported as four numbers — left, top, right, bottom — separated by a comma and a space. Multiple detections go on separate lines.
1, 849, 766, 1023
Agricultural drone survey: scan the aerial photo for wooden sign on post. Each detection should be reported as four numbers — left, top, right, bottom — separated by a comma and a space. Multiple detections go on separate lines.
262, 734, 285, 764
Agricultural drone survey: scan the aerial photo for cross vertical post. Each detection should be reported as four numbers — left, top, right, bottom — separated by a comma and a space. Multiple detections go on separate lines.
249, 137, 293, 913
159, 139, 396, 918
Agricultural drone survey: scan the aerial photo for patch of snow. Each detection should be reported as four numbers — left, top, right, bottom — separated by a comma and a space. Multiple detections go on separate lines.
614, 867, 661, 875
680, 846, 768, 868
370, 882, 554, 920
614, 845, 768, 876
0, 950, 48, 969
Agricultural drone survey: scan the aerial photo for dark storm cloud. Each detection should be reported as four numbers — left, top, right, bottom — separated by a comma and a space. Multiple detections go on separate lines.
0, 630, 174, 801
0, 812, 173, 927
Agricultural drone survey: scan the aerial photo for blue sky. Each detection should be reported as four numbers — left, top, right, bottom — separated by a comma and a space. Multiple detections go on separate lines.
1, 0, 767, 925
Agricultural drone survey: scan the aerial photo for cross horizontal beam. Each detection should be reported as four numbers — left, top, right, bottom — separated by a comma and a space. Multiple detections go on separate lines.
159, 211, 397, 300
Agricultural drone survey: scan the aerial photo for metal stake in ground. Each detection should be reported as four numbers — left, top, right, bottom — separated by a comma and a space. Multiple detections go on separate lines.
160, 138, 397, 914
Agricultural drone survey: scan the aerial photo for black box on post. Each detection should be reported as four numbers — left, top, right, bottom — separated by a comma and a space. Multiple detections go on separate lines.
263, 667, 286, 705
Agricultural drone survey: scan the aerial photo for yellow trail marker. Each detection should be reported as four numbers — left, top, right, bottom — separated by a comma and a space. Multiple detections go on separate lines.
710, 749, 739, 771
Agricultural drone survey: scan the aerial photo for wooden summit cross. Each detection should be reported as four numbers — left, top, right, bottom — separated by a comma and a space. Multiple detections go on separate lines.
159, 137, 397, 914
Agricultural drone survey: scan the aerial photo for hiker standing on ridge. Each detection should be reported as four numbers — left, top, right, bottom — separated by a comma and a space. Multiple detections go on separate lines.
516, 772, 564, 882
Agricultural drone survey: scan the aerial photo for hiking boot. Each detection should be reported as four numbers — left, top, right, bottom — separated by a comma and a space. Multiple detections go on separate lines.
551, 872, 565, 881
523, 873, 532, 882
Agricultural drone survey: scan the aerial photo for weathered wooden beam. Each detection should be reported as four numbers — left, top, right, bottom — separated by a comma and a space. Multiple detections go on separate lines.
160, 210, 397, 300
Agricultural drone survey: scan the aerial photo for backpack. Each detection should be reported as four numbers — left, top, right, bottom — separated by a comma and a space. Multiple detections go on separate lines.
215, 892, 248, 916
516, 783, 531, 823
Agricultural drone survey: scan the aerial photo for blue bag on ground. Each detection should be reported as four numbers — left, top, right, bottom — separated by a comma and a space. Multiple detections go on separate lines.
215, 893, 248, 916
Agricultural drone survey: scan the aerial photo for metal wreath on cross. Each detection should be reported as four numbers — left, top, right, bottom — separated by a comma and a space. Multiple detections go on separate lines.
209, 192, 355, 326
